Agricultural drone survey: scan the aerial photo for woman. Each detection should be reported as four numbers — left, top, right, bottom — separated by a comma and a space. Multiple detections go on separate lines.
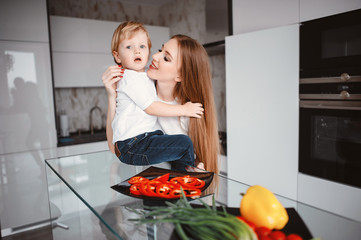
103, 34, 219, 174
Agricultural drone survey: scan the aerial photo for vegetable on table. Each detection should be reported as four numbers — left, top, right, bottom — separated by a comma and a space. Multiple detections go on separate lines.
127, 173, 206, 199
240, 185, 289, 230
128, 190, 258, 240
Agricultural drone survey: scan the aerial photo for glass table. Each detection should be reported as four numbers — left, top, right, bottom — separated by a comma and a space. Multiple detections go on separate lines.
45, 151, 361, 240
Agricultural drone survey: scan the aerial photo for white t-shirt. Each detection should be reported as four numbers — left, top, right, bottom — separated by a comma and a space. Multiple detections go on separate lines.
157, 98, 189, 135
112, 70, 161, 143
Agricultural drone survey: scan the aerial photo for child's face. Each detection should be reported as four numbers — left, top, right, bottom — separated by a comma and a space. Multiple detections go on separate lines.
113, 30, 150, 72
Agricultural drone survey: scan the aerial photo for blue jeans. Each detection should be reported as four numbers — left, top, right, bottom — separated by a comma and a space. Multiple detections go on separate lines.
114, 130, 194, 171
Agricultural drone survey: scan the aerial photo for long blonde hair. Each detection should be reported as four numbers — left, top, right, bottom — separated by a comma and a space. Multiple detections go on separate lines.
172, 34, 220, 174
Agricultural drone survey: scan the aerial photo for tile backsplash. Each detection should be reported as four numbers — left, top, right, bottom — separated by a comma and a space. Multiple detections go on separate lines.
50, 0, 226, 134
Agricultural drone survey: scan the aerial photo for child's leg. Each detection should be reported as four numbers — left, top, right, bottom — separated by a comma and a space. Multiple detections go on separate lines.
115, 130, 194, 171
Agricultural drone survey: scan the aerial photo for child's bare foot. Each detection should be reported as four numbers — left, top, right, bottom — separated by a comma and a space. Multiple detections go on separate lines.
186, 162, 205, 172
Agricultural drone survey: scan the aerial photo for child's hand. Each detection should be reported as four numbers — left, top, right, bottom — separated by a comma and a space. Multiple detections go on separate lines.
102, 65, 125, 98
183, 102, 204, 118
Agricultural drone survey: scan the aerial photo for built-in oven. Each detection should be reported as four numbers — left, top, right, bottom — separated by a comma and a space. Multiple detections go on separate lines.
299, 75, 361, 189
300, 8, 361, 78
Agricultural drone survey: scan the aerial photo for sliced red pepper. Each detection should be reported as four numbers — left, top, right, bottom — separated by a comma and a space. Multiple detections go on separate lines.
128, 176, 149, 184
180, 175, 198, 185
153, 173, 170, 183
129, 174, 205, 198
168, 188, 201, 198
192, 178, 205, 189
169, 176, 185, 185
171, 176, 205, 189
129, 184, 142, 195
169, 188, 182, 198
155, 183, 177, 198
184, 188, 201, 197
140, 180, 161, 197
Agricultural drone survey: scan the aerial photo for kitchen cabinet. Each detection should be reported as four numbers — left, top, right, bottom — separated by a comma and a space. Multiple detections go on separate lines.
300, 0, 361, 21
232, 0, 299, 35
0, 0, 58, 235
50, 16, 170, 88
225, 24, 299, 200
0, 41, 57, 154
0, 0, 49, 42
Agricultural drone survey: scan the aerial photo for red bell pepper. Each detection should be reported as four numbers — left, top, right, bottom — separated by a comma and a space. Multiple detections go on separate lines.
128, 176, 149, 184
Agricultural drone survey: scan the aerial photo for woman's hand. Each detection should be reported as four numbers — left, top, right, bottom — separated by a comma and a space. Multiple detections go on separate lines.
102, 65, 124, 98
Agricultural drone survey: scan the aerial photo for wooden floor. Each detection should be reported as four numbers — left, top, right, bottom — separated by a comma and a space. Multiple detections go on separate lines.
2, 225, 53, 240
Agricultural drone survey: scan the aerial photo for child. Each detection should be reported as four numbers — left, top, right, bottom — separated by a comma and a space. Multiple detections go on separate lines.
106, 21, 203, 171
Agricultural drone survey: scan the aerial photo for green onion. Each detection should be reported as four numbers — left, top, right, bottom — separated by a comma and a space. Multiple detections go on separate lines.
128, 189, 257, 240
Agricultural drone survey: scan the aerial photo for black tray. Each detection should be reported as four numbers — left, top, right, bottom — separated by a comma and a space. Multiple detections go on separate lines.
111, 166, 214, 202
169, 206, 313, 239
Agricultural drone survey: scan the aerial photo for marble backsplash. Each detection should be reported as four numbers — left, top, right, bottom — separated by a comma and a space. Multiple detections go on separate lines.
50, 0, 226, 134
55, 87, 108, 133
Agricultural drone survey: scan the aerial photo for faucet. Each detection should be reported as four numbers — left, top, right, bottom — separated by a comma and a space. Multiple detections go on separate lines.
89, 106, 102, 135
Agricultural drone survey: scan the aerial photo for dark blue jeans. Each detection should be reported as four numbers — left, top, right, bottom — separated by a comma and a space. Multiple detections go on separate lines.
114, 130, 194, 171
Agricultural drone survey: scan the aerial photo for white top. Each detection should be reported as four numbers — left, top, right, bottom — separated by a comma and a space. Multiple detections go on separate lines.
157, 98, 189, 135
112, 70, 161, 143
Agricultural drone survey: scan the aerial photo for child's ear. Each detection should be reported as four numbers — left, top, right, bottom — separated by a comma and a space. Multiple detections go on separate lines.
175, 76, 182, 82
112, 51, 121, 64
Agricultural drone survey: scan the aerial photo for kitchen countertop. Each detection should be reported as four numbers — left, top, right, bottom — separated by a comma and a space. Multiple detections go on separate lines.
58, 129, 106, 146
45, 151, 361, 240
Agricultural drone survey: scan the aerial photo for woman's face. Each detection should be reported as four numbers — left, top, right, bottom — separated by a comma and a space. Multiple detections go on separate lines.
147, 38, 181, 83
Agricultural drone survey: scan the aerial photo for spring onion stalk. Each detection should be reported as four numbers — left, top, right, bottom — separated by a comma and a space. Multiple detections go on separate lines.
128, 190, 257, 240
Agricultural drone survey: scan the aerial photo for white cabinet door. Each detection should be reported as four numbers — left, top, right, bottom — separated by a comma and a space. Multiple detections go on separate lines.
225, 24, 299, 200
52, 52, 114, 88
300, 0, 361, 21
0, 40, 57, 154
232, 0, 299, 35
50, 16, 170, 87
50, 16, 119, 53
0, 0, 49, 42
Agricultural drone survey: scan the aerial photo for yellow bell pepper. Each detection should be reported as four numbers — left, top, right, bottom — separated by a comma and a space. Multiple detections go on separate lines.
240, 185, 289, 230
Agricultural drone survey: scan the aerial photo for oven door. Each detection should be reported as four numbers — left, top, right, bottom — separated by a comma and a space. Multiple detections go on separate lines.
299, 100, 361, 188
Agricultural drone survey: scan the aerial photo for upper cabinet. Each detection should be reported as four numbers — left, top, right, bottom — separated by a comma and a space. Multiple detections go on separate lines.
0, 0, 49, 42
50, 16, 170, 88
300, 0, 361, 21
232, 0, 299, 35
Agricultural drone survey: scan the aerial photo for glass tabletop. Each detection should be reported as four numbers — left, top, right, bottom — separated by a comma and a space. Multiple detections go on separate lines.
45, 151, 361, 240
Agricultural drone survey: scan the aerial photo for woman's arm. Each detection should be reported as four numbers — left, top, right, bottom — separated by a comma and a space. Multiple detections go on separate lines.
144, 101, 204, 118
106, 96, 116, 153
102, 65, 123, 153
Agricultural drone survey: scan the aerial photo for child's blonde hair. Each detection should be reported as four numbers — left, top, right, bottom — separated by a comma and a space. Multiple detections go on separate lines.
111, 21, 152, 64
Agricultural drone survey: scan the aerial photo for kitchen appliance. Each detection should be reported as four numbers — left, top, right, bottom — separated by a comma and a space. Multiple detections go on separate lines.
299, 75, 361, 189
300, 9, 361, 78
